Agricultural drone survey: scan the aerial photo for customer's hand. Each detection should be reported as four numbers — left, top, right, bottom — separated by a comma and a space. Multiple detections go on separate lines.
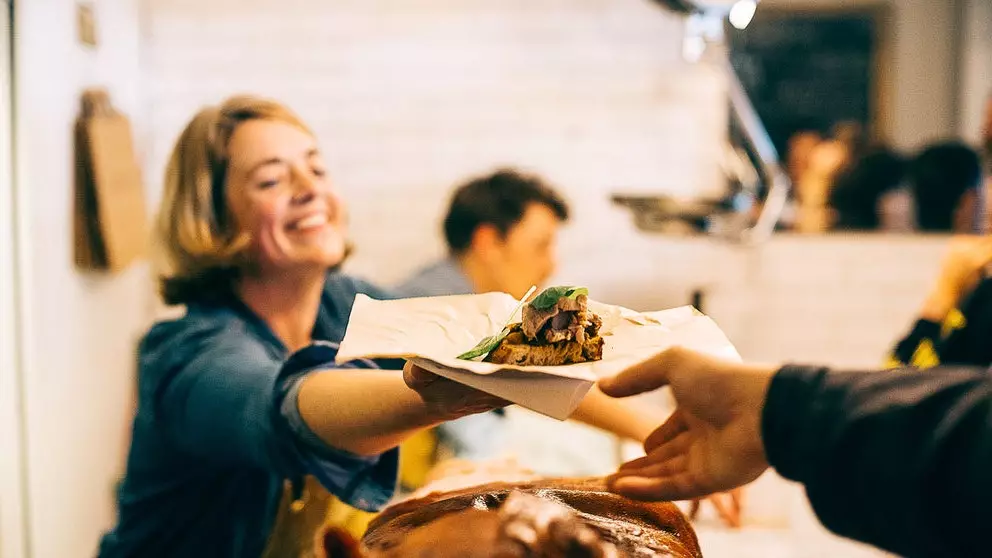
404, 362, 510, 421
598, 347, 775, 502
922, 235, 992, 321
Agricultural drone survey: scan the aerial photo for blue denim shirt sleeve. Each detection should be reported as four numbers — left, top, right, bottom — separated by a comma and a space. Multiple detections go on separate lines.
275, 342, 398, 511
150, 325, 397, 512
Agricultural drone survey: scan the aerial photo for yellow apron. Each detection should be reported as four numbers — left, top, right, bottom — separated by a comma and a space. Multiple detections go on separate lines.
262, 428, 439, 556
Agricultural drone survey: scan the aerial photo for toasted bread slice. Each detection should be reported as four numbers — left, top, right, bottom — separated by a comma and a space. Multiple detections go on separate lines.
484, 325, 604, 366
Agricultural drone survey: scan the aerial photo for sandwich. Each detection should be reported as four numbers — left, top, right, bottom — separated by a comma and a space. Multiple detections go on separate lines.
458, 286, 604, 367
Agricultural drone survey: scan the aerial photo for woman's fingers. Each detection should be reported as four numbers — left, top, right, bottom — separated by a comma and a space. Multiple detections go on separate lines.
403, 363, 437, 390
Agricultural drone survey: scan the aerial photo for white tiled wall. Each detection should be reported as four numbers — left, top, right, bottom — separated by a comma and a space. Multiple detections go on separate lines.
702, 234, 948, 368
960, 0, 992, 145
13, 1, 151, 556
141, 0, 729, 287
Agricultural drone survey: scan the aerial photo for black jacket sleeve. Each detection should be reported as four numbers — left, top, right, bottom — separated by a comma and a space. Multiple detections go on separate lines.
762, 365, 992, 558
942, 278, 992, 367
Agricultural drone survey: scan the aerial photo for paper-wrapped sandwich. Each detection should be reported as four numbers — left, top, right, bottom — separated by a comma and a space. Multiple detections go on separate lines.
482, 286, 604, 367
335, 288, 741, 419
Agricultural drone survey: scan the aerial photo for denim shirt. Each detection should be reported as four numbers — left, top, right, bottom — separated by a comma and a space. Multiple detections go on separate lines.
395, 257, 474, 299
98, 273, 399, 558
395, 258, 507, 462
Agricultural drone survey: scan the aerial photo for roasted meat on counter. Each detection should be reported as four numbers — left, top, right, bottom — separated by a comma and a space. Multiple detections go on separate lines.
361, 477, 702, 558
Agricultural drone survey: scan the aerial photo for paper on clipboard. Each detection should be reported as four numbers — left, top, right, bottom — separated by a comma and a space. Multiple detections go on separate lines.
336, 293, 740, 420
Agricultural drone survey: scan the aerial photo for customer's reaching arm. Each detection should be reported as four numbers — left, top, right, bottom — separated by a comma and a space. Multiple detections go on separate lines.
599, 347, 992, 558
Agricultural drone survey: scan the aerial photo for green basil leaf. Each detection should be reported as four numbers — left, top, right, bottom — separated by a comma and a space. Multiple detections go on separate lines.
529, 286, 589, 311
457, 286, 537, 361
455, 327, 512, 360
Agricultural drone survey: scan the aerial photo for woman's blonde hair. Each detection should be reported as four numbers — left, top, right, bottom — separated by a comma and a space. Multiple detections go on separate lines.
156, 95, 314, 305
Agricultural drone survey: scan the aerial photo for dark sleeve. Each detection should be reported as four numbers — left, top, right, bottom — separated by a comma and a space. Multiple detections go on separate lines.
151, 330, 397, 511
940, 279, 992, 367
762, 364, 992, 557
889, 318, 942, 367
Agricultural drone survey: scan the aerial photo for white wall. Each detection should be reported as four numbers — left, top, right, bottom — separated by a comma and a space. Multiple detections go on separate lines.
142, 0, 729, 288
1, 1, 29, 556
141, 0, 967, 293
959, 0, 991, 144
763, 0, 958, 151
13, 0, 153, 556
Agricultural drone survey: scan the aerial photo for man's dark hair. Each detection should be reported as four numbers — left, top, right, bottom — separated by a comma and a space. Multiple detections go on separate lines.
443, 168, 569, 254
909, 142, 982, 232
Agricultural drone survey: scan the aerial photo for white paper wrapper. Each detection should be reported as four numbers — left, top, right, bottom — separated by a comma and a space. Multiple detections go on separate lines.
336, 293, 740, 420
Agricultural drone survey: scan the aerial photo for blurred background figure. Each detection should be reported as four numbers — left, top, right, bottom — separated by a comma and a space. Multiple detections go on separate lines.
828, 146, 908, 232
908, 142, 984, 233
793, 121, 865, 233
786, 130, 823, 187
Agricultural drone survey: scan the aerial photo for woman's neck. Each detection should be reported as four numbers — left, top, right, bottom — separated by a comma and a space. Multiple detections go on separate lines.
237, 269, 326, 352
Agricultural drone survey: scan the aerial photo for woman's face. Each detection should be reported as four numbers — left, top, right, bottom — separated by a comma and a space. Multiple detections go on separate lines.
224, 119, 347, 275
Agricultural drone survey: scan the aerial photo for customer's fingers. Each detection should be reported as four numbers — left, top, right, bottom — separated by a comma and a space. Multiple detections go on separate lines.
619, 433, 692, 475
617, 453, 653, 472
609, 472, 700, 502
644, 410, 689, 453
599, 350, 680, 398
612, 455, 688, 482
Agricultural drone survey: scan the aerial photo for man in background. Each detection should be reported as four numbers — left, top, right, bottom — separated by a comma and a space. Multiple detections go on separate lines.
397, 168, 568, 302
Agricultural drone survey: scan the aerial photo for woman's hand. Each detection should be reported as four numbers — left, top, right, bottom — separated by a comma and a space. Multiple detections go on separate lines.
598, 347, 775, 502
921, 236, 992, 322
403, 362, 509, 422
298, 365, 509, 457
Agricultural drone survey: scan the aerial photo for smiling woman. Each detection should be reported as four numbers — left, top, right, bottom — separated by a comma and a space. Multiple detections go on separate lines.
96, 96, 508, 558
155, 97, 350, 311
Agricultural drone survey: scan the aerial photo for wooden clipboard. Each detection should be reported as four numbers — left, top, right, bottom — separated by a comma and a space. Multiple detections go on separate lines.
74, 89, 148, 272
